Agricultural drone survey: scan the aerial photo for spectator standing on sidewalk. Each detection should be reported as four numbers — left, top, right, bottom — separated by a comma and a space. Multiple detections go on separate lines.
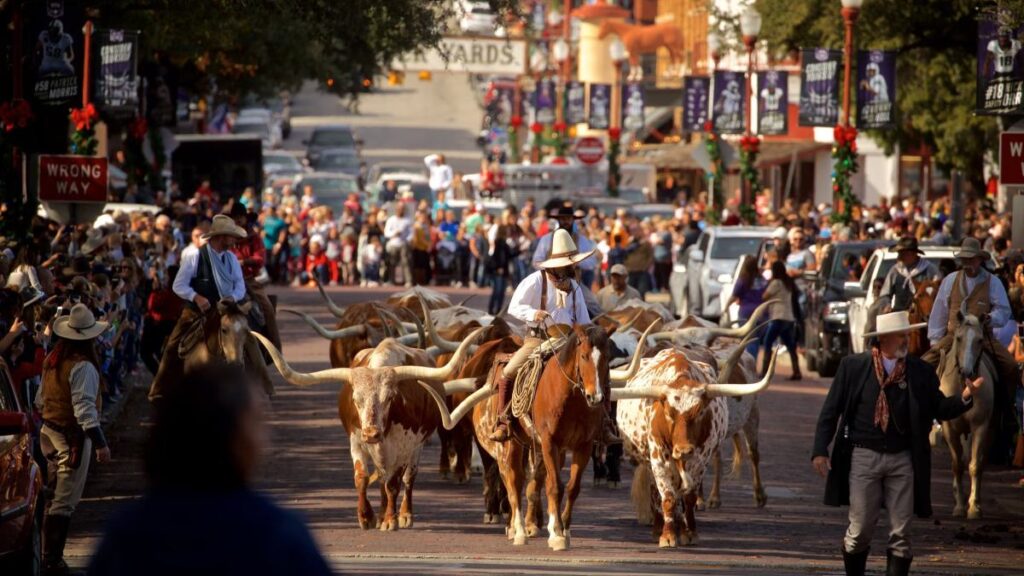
141, 265, 182, 376
384, 204, 413, 286
486, 212, 515, 314
425, 153, 453, 199
762, 260, 802, 380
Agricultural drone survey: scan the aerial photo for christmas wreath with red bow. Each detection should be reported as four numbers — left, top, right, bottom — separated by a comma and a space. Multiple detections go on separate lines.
607, 127, 622, 197
69, 103, 98, 156
738, 135, 762, 223
702, 120, 724, 224
831, 124, 859, 224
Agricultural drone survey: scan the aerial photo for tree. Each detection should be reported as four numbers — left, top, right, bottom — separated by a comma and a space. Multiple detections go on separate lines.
755, 0, 1000, 191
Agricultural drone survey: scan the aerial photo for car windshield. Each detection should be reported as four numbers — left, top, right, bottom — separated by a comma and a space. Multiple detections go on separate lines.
874, 257, 952, 287
319, 155, 360, 171
710, 237, 764, 260
311, 129, 354, 147
304, 178, 358, 195
234, 123, 268, 136
264, 154, 301, 172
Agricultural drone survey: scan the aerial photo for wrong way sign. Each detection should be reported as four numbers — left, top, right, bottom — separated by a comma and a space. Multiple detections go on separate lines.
999, 132, 1024, 185
38, 155, 108, 203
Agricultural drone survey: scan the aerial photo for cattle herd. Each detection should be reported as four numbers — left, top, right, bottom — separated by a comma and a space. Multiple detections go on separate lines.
252, 283, 783, 551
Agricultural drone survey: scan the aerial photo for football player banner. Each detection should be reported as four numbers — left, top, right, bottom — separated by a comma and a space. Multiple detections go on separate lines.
588, 83, 611, 130
681, 76, 710, 132
977, 20, 1024, 115
621, 83, 645, 133
712, 70, 744, 134
94, 29, 140, 116
29, 0, 84, 106
757, 70, 788, 135
565, 80, 586, 125
486, 86, 519, 127
799, 48, 841, 127
533, 78, 556, 124
856, 50, 896, 129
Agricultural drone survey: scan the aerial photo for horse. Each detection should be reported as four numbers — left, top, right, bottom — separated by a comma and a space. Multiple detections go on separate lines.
597, 19, 684, 82
908, 279, 940, 357
180, 299, 253, 370
939, 311, 996, 519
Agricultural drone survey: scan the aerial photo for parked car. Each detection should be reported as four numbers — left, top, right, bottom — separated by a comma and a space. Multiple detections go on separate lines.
262, 151, 305, 178
847, 245, 997, 354
458, 0, 497, 35
311, 148, 363, 180
233, 114, 282, 149
803, 240, 892, 377
683, 226, 774, 320
0, 358, 43, 574
292, 172, 361, 215
366, 163, 426, 189
304, 126, 361, 166
367, 173, 430, 205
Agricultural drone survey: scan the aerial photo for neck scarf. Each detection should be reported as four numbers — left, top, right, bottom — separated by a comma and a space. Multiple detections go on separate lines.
871, 347, 906, 432
206, 245, 238, 300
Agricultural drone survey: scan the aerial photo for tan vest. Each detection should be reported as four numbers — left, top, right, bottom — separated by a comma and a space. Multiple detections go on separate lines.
946, 271, 991, 334
40, 352, 101, 429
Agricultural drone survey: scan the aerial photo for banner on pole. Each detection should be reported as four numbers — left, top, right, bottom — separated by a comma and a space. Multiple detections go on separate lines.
533, 78, 556, 124
588, 83, 611, 130
621, 83, 645, 133
681, 76, 710, 132
94, 29, 140, 116
28, 0, 84, 106
799, 48, 841, 126
757, 70, 788, 135
856, 50, 896, 129
712, 70, 744, 134
565, 80, 586, 125
977, 20, 1024, 115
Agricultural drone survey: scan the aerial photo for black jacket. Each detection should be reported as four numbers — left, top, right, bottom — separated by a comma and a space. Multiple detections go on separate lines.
812, 352, 972, 518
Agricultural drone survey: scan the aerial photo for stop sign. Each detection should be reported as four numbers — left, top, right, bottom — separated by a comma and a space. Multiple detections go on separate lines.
575, 137, 605, 165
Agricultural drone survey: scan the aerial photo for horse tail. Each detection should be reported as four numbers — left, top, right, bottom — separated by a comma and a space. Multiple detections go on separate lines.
631, 460, 655, 526
728, 434, 745, 480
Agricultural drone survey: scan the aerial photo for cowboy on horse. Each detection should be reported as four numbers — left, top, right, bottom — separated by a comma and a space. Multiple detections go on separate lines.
148, 215, 273, 401
879, 237, 941, 312
490, 229, 618, 444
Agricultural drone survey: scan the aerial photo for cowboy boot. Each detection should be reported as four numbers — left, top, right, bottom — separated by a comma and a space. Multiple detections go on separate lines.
488, 375, 513, 442
842, 548, 869, 576
42, 513, 80, 576
886, 551, 912, 576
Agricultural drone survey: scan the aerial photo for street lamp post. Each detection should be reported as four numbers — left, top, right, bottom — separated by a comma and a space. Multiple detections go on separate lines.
609, 38, 627, 197
739, 7, 762, 216
705, 31, 722, 217
833, 0, 864, 224
840, 0, 863, 127
553, 38, 570, 158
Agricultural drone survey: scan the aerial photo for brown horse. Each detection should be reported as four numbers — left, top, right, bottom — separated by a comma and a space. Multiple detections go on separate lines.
421, 322, 654, 550
597, 20, 684, 81
908, 279, 941, 356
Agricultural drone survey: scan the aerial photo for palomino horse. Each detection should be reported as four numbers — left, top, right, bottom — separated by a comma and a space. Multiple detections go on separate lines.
421, 323, 654, 550
597, 20, 684, 81
908, 279, 941, 357
939, 311, 995, 519
182, 299, 253, 369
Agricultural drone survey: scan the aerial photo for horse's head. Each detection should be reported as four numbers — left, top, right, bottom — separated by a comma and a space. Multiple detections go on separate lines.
217, 298, 252, 364
560, 325, 613, 408
912, 279, 941, 317
953, 310, 987, 380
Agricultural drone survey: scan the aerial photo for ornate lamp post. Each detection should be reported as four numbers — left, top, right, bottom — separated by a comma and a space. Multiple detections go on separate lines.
552, 38, 570, 158
608, 38, 627, 197
738, 6, 762, 223
833, 0, 864, 224
704, 31, 723, 221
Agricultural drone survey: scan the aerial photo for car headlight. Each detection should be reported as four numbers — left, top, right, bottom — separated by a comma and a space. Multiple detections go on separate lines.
716, 273, 733, 284
825, 301, 849, 322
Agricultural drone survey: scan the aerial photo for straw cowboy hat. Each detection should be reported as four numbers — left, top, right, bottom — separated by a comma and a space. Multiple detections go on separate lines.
537, 229, 595, 269
954, 237, 986, 260
81, 227, 109, 255
201, 215, 248, 240
863, 311, 926, 338
53, 303, 109, 341
889, 236, 924, 255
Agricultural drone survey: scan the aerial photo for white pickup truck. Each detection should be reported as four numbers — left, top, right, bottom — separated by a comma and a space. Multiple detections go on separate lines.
847, 245, 997, 353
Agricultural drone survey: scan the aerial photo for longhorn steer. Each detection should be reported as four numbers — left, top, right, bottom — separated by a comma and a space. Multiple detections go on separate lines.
615, 344, 779, 548
252, 328, 483, 530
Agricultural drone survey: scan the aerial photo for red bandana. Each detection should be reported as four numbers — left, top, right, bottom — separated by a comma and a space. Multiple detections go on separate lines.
871, 347, 906, 432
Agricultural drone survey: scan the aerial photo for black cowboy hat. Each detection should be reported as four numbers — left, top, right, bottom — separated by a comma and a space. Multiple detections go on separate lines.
888, 236, 924, 255
549, 204, 585, 220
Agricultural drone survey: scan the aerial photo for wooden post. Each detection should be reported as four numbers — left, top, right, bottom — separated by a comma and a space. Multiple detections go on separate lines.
82, 20, 94, 107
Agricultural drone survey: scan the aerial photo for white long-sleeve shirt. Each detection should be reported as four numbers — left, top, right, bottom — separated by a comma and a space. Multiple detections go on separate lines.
508, 270, 591, 328
384, 215, 412, 242
927, 269, 1011, 343
173, 244, 246, 303
424, 154, 453, 193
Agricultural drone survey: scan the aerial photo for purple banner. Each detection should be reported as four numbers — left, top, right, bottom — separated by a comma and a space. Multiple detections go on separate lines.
588, 83, 611, 130
486, 86, 519, 127
712, 70, 744, 134
757, 70, 788, 135
533, 78, 556, 124
29, 0, 84, 106
977, 20, 1024, 115
95, 29, 140, 116
682, 76, 710, 132
856, 50, 895, 129
622, 83, 645, 133
565, 80, 585, 125
799, 48, 841, 127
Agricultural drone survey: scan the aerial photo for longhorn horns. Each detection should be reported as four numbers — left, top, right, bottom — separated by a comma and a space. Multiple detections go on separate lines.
609, 319, 662, 383
609, 346, 781, 401
313, 276, 347, 318
650, 299, 778, 344
281, 309, 367, 340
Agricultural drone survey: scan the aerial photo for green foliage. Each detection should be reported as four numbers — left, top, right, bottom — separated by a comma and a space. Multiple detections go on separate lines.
756, 0, 1000, 189
703, 128, 723, 224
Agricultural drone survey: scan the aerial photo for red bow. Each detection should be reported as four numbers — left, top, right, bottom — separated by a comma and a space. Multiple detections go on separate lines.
553, 121, 567, 133
702, 120, 714, 133
833, 124, 858, 145
510, 115, 523, 128
740, 135, 761, 153
70, 103, 98, 132
530, 122, 543, 134
608, 126, 622, 140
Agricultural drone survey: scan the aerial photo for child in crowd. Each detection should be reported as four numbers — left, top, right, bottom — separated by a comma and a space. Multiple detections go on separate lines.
361, 236, 383, 286
341, 232, 358, 286
325, 227, 343, 285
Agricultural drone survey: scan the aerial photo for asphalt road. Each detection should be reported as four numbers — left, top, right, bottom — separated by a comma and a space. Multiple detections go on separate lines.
67, 284, 1024, 575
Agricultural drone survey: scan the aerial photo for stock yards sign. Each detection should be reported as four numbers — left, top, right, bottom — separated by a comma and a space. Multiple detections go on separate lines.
393, 37, 527, 75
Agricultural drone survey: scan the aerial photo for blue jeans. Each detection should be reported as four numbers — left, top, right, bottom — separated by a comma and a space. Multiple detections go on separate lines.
488, 274, 508, 315
762, 319, 800, 376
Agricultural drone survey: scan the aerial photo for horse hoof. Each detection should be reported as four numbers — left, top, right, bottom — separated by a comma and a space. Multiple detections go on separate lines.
440, 470, 450, 481
754, 492, 767, 508
549, 535, 568, 551
594, 478, 607, 488
952, 506, 966, 518
526, 525, 540, 538
708, 497, 721, 510
659, 534, 678, 548
608, 481, 620, 490
679, 531, 697, 546
484, 513, 497, 524
456, 473, 470, 485
380, 517, 397, 531
695, 499, 707, 512
968, 506, 982, 520
513, 533, 527, 546
358, 515, 375, 530
398, 513, 413, 528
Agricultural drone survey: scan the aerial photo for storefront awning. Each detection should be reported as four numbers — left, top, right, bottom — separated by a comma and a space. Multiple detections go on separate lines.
623, 140, 828, 172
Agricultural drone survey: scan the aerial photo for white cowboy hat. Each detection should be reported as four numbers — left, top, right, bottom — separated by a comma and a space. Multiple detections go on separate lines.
81, 228, 109, 255
863, 311, 926, 338
201, 215, 248, 240
537, 229, 596, 269
53, 303, 109, 341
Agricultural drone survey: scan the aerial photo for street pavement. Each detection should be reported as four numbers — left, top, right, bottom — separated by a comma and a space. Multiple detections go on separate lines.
68, 284, 1024, 575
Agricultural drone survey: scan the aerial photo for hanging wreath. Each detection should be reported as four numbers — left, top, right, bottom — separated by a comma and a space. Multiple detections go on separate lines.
738, 134, 761, 224
552, 120, 567, 157
702, 120, 724, 224
607, 127, 621, 197
69, 104, 98, 156
830, 124, 859, 225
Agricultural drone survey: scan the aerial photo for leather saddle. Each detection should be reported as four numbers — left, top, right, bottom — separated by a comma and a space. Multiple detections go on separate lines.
177, 315, 207, 359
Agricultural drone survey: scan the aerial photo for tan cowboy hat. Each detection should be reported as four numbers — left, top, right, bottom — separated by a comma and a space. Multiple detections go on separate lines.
954, 237, 985, 260
53, 303, 109, 341
863, 311, 926, 338
537, 229, 595, 269
81, 228, 109, 255
201, 215, 248, 240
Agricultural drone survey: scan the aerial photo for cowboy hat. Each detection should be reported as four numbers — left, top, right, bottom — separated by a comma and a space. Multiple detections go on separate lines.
889, 236, 924, 255
80, 228, 109, 255
549, 205, 585, 220
954, 237, 985, 260
201, 215, 248, 240
53, 303, 109, 341
537, 229, 596, 269
19, 285, 45, 308
863, 311, 926, 338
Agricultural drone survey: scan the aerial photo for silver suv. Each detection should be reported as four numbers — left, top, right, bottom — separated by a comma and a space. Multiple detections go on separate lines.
681, 226, 774, 320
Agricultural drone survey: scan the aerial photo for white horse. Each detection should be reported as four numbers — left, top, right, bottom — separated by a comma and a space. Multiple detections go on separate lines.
939, 311, 995, 519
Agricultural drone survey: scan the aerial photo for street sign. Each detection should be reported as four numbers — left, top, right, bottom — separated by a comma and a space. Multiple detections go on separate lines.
1000, 132, 1024, 185
38, 155, 108, 203
392, 37, 528, 75
575, 137, 605, 165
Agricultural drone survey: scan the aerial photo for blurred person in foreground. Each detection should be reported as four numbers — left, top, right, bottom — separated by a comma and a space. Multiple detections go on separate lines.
88, 362, 332, 576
